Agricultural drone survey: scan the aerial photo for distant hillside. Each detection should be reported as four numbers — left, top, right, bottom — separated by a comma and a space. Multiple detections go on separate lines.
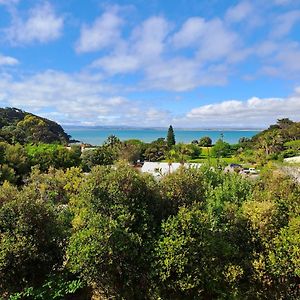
0, 107, 70, 144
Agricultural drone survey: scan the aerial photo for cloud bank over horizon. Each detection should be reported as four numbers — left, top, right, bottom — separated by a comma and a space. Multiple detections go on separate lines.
0, 0, 300, 128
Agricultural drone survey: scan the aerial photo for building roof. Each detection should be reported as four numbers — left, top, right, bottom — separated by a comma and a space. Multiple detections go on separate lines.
141, 162, 202, 178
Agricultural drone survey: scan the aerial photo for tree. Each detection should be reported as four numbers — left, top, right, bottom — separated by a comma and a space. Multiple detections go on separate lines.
188, 143, 202, 159
257, 130, 283, 157
199, 136, 212, 147
104, 135, 121, 148
238, 137, 251, 145
167, 125, 176, 148
267, 217, 300, 298
144, 138, 167, 162
154, 205, 251, 299
119, 143, 141, 164
67, 164, 162, 299
174, 143, 192, 164
25, 144, 81, 171
159, 168, 206, 213
277, 118, 294, 129
81, 146, 115, 171
212, 139, 231, 158
0, 188, 69, 295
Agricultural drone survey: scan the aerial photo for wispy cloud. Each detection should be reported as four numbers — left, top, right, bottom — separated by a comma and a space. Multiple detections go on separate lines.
4, 2, 64, 45
225, 1, 253, 23
0, 70, 171, 126
0, 0, 19, 6
75, 7, 123, 53
271, 10, 300, 38
90, 13, 240, 91
0, 53, 18, 65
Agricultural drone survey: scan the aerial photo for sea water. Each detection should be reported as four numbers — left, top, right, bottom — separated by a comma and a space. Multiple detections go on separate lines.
65, 127, 260, 145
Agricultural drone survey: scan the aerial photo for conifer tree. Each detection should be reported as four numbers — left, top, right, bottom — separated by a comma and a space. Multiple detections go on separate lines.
167, 125, 176, 148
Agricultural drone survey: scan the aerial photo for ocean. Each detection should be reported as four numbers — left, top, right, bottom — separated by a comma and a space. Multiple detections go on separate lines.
64, 127, 260, 145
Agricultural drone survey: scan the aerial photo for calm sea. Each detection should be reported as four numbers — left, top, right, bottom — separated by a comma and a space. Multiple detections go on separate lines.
65, 127, 260, 145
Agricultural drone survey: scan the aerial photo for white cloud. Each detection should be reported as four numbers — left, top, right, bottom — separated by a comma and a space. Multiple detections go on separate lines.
172, 17, 239, 62
5, 2, 63, 45
91, 14, 240, 90
0, 53, 18, 65
185, 89, 300, 128
275, 43, 300, 72
91, 16, 170, 75
92, 54, 140, 74
133, 16, 170, 60
271, 10, 300, 38
76, 8, 123, 53
0, 70, 171, 126
225, 1, 253, 23
144, 58, 227, 91
196, 18, 239, 62
172, 17, 206, 48
259, 42, 300, 77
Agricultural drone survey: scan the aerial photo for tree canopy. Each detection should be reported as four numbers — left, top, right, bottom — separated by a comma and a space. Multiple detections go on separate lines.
167, 125, 176, 148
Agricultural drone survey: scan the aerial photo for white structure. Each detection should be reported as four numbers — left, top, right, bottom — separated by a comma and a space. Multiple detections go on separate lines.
141, 162, 202, 178
284, 156, 300, 164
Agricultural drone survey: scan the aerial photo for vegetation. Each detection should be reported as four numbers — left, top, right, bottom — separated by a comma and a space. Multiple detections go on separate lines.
0, 163, 298, 299
237, 118, 300, 165
167, 125, 176, 148
0, 108, 70, 144
198, 136, 212, 147
0, 113, 299, 299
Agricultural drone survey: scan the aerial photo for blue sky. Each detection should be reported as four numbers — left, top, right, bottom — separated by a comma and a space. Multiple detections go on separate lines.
0, 0, 300, 128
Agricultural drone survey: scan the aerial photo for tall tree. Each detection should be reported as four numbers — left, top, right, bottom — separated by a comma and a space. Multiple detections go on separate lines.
167, 125, 176, 148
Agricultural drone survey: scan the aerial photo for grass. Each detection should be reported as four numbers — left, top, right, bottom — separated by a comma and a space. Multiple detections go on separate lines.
188, 147, 242, 165
161, 147, 245, 166
188, 157, 240, 164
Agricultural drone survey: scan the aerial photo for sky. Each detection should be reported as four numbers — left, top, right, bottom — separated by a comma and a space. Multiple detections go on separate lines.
0, 0, 300, 129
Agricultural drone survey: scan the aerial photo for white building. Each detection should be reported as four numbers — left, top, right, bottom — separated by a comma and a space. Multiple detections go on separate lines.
141, 162, 202, 178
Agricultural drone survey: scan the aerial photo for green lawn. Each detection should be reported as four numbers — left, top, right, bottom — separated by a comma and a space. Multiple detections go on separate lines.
187, 147, 242, 165
188, 157, 241, 164
161, 147, 245, 165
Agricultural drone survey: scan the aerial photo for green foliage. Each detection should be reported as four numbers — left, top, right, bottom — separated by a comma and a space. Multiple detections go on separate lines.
0, 108, 70, 144
0, 143, 30, 184
0, 144, 298, 299
212, 139, 231, 158
26, 144, 81, 171
198, 136, 212, 147
167, 125, 176, 148
0, 194, 68, 295
244, 118, 300, 164
144, 138, 167, 162
7, 274, 84, 300
159, 168, 206, 214
284, 140, 300, 151
119, 142, 141, 163
67, 164, 162, 299
81, 146, 115, 171
154, 206, 250, 299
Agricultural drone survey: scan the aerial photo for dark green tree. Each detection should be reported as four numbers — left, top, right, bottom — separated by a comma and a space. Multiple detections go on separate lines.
199, 136, 212, 147
167, 125, 176, 148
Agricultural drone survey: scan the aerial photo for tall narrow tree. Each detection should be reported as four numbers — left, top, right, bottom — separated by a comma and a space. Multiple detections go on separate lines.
167, 125, 176, 148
